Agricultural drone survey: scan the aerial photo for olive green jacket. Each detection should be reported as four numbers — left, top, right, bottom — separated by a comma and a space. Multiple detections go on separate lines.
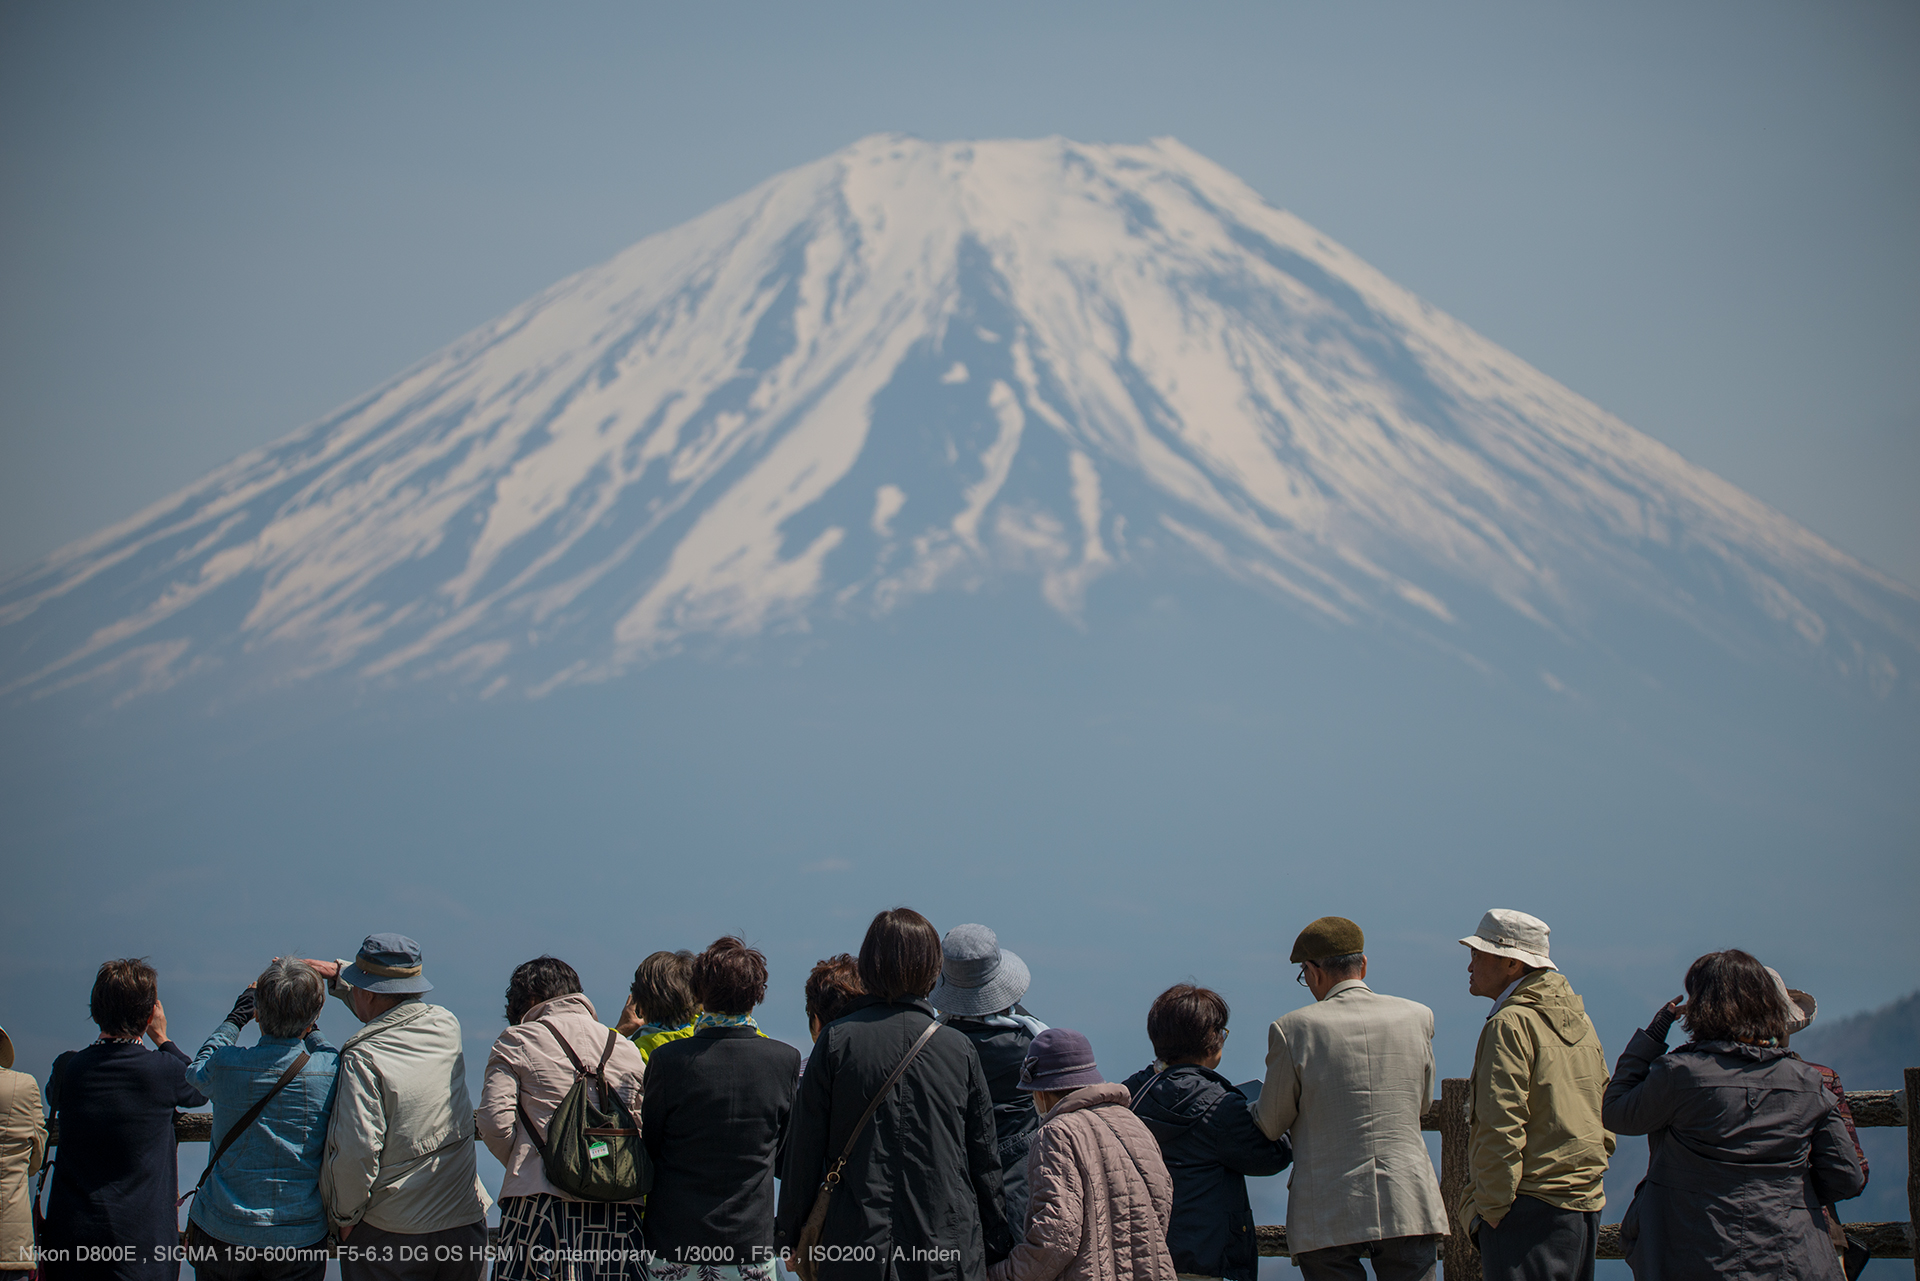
1460, 969, 1614, 1227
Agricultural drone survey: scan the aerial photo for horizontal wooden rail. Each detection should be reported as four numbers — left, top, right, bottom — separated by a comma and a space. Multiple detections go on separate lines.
40, 1078, 1920, 1268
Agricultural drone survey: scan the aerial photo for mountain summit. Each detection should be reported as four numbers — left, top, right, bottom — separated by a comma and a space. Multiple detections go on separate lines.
4, 134, 1914, 705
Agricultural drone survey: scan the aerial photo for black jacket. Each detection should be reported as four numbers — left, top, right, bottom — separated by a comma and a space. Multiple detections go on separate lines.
942, 1013, 1040, 1231
1121, 1063, 1291, 1281
642, 1025, 802, 1261
775, 997, 1011, 1281
43, 1040, 207, 1281
1602, 1029, 1866, 1281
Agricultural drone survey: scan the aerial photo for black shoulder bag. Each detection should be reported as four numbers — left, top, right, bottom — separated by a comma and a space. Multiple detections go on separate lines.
791, 1019, 942, 1281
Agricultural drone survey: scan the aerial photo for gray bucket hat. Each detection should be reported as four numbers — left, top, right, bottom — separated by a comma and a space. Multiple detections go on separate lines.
340, 933, 434, 995
929, 924, 1031, 1016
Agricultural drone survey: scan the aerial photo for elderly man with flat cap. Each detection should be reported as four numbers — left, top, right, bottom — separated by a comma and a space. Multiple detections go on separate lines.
1459, 910, 1612, 1281
302, 937, 490, 1281
1251, 917, 1448, 1280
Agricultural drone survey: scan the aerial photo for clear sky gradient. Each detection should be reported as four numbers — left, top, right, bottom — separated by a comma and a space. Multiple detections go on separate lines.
2, 1, 1915, 583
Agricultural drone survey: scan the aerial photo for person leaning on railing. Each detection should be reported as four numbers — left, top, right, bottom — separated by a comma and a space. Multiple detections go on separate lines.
477, 955, 647, 1281
1602, 948, 1865, 1281
302, 937, 491, 1281
41, 958, 208, 1281
181, 959, 340, 1281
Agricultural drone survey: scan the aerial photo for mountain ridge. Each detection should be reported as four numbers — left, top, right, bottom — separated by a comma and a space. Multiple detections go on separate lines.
3, 133, 1914, 707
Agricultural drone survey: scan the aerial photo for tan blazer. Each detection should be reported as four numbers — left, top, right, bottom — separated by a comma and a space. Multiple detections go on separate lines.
0, 1069, 47, 1272
1252, 980, 1449, 1255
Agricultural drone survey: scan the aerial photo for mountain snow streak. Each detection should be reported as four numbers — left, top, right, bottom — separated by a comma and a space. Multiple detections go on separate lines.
3, 135, 1914, 704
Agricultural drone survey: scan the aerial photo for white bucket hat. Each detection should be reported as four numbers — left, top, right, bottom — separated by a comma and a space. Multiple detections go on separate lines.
1765, 967, 1817, 1035
1459, 908, 1556, 971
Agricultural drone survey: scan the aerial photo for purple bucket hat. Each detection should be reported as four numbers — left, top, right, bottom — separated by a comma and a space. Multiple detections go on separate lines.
1017, 1028, 1104, 1093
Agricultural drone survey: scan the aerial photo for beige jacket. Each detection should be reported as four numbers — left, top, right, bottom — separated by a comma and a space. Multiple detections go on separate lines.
0, 1070, 46, 1271
988, 1083, 1175, 1281
320, 997, 492, 1235
1253, 980, 1449, 1254
1460, 968, 1613, 1227
477, 993, 646, 1202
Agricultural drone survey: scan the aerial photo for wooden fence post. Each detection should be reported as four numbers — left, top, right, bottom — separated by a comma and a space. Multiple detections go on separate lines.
1905, 1067, 1919, 1281
1440, 1076, 1477, 1279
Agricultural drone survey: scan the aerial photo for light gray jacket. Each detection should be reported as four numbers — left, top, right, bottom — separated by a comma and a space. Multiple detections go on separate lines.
319, 997, 491, 1235
1251, 980, 1449, 1254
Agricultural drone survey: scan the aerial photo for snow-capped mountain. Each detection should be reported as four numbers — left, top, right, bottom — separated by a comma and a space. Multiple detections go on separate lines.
3, 134, 1914, 706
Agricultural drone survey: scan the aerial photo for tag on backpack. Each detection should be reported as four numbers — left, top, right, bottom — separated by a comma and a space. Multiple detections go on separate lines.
588, 1140, 610, 1161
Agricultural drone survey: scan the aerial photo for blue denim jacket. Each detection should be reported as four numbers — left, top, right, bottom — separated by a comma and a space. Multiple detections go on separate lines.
185, 1019, 340, 1247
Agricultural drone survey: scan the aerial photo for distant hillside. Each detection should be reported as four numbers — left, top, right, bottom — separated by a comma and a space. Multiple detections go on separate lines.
1796, 989, 1920, 1090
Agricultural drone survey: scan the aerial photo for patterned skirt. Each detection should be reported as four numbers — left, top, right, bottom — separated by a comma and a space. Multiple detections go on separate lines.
493, 1194, 650, 1281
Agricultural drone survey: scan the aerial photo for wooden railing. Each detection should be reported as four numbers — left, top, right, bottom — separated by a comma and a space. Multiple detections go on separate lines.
47, 1066, 1920, 1275
1253, 1068, 1920, 1277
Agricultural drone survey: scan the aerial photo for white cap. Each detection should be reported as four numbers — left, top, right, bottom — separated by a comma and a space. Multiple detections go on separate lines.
1459, 909, 1556, 970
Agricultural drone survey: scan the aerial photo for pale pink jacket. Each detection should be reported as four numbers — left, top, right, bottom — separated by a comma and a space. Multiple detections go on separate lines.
476, 993, 646, 1202
988, 1083, 1177, 1281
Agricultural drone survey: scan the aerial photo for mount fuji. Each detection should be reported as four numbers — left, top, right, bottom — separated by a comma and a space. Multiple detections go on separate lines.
4, 134, 1914, 708
5, 141, 1919, 1221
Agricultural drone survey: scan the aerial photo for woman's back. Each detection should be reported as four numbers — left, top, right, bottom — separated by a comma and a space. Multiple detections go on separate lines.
45, 1040, 205, 1265
1604, 1032, 1865, 1281
776, 997, 1011, 1281
990, 1084, 1175, 1281
642, 1025, 800, 1257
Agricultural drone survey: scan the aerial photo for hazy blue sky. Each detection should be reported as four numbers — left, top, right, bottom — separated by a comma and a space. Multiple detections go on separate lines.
2, 1, 1915, 583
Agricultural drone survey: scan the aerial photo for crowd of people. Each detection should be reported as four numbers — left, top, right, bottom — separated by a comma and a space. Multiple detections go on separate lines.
0, 907, 1874, 1281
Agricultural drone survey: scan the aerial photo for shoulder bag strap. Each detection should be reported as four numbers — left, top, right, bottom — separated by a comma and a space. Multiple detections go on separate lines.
514, 1019, 600, 1156
179, 1051, 311, 1206
824, 1018, 942, 1177
534, 1018, 592, 1076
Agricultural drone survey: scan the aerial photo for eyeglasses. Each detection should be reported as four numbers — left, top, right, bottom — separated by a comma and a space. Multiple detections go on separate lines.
1296, 964, 1311, 987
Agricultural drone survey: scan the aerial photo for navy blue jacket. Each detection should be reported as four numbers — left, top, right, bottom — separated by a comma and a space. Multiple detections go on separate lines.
44, 1040, 208, 1281
1122, 1063, 1292, 1281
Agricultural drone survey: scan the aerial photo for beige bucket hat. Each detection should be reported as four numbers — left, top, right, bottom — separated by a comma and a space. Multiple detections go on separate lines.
1765, 967, 1817, 1035
1459, 908, 1556, 970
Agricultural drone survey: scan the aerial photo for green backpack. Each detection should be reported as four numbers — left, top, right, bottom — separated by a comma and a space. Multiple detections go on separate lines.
515, 1020, 652, 1201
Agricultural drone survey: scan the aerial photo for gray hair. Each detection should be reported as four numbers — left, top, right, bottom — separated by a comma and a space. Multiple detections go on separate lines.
1312, 952, 1366, 979
255, 957, 326, 1038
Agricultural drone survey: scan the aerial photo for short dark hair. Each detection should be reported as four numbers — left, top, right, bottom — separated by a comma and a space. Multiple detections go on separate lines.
858, 908, 943, 1002
1309, 952, 1365, 979
691, 937, 769, 1015
805, 954, 865, 1027
255, 957, 326, 1038
630, 950, 698, 1028
1683, 949, 1786, 1045
91, 958, 158, 1037
1147, 984, 1230, 1063
505, 956, 582, 1026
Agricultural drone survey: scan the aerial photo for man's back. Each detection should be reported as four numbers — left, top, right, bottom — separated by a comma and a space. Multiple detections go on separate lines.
322, 998, 487, 1236
1252, 981, 1448, 1255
